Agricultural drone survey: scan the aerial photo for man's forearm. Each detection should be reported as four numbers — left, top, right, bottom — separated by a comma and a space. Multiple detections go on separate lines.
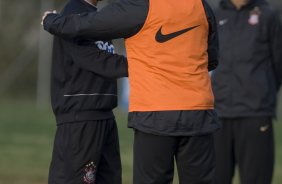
203, 0, 219, 71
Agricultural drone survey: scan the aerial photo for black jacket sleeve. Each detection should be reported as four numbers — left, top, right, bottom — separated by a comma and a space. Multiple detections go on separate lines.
269, 10, 282, 90
64, 40, 128, 79
202, 0, 219, 71
44, 0, 148, 40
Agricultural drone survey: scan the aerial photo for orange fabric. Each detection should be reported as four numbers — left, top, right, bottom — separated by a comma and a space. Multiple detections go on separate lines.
125, 0, 214, 112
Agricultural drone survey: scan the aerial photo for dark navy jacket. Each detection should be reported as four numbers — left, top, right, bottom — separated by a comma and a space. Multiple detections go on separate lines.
212, 0, 282, 118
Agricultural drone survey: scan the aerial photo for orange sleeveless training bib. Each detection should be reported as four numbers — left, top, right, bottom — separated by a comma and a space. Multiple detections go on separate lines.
125, 0, 214, 112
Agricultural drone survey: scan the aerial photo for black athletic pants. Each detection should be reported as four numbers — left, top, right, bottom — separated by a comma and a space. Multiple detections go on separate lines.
214, 117, 274, 184
48, 119, 121, 184
133, 130, 216, 184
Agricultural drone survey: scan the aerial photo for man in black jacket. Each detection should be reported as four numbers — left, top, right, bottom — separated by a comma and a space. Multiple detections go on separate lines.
42, 0, 220, 183
47, 0, 128, 184
211, 0, 282, 183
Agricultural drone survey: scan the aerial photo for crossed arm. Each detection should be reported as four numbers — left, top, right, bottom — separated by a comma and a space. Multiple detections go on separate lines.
63, 39, 128, 79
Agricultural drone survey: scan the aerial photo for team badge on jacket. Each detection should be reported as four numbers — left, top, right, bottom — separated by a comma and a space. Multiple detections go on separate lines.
249, 6, 261, 25
83, 162, 97, 184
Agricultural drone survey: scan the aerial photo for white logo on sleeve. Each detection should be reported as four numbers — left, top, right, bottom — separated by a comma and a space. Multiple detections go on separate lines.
95, 41, 115, 54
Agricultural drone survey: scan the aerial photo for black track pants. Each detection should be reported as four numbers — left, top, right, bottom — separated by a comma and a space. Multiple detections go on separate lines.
214, 117, 274, 184
133, 130, 216, 184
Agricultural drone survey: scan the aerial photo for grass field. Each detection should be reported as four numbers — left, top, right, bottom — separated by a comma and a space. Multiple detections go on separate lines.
0, 99, 281, 184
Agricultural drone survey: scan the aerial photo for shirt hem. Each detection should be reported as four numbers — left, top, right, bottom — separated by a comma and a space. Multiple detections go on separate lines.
128, 124, 221, 136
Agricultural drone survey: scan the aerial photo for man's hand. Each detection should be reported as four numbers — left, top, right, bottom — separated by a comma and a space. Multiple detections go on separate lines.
41, 10, 57, 25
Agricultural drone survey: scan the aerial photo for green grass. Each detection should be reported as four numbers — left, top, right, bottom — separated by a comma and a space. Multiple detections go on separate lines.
0, 99, 282, 184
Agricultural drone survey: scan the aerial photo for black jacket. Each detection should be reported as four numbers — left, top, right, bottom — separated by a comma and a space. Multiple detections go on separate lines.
212, 0, 282, 118
51, 0, 128, 124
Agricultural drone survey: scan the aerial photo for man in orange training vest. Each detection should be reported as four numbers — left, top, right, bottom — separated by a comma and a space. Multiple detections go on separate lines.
42, 0, 220, 183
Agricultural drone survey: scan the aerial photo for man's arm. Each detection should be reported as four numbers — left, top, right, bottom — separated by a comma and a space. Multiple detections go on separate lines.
43, 0, 148, 40
269, 10, 282, 91
202, 0, 219, 71
64, 40, 128, 79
